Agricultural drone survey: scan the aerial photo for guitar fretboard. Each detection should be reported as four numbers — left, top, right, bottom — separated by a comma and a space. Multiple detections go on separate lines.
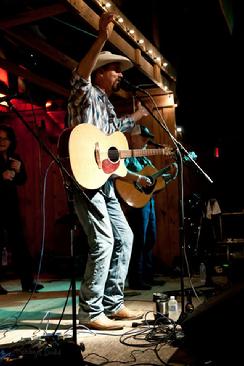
119, 148, 166, 158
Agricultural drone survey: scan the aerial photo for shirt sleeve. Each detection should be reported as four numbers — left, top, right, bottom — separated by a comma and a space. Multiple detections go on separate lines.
69, 69, 91, 105
117, 116, 135, 133
67, 69, 93, 127
124, 157, 142, 172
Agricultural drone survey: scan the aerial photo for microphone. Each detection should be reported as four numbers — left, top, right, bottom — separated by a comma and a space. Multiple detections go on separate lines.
147, 140, 165, 148
120, 78, 140, 92
0, 93, 18, 104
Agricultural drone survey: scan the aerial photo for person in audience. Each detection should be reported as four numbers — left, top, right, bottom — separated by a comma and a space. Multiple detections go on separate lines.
0, 124, 43, 294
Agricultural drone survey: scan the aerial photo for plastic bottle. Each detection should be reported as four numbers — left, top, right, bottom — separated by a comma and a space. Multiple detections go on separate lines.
1, 247, 8, 266
168, 295, 178, 321
200, 262, 207, 284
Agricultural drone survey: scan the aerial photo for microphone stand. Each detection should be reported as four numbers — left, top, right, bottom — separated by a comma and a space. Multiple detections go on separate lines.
7, 99, 104, 344
134, 87, 213, 323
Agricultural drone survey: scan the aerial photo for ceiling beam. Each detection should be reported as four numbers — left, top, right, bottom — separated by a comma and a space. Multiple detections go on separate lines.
66, 0, 175, 92
3, 29, 77, 70
0, 3, 68, 28
0, 0, 176, 97
0, 56, 69, 97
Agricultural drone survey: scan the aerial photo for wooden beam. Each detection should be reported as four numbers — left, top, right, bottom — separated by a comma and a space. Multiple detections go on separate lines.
0, 3, 68, 28
0, 57, 69, 97
0, 0, 176, 96
66, 0, 175, 92
88, 0, 176, 81
3, 29, 77, 71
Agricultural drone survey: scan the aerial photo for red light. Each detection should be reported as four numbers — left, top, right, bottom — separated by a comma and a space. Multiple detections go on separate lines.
0, 68, 9, 86
214, 147, 219, 158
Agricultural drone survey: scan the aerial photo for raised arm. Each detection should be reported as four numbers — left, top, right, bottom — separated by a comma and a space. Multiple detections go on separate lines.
76, 12, 115, 79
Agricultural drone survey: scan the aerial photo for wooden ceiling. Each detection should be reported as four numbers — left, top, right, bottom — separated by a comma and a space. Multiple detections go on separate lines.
0, 0, 176, 105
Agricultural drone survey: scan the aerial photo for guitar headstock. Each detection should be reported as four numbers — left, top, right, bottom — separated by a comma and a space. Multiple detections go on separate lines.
167, 149, 198, 162
163, 145, 175, 157
183, 151, 197, 163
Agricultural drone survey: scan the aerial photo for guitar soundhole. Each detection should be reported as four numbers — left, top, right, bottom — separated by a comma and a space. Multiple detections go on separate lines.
143, 186, 154, 194
108, 147, 119, 162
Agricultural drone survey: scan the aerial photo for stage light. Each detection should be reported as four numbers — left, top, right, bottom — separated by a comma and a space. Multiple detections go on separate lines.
45, 100, 53, 109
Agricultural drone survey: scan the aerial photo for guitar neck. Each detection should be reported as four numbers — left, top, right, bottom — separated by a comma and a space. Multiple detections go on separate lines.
152, 165, 171, 179
120, 148, 166, 159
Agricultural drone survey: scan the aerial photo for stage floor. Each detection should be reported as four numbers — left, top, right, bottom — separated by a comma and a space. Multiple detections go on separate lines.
0, 273, 230, 365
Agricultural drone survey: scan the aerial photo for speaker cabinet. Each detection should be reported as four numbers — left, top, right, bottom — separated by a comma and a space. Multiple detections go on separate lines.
181, 283, 244, 364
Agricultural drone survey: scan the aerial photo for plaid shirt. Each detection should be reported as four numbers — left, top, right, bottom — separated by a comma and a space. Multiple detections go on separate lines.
67, 69, 135, 135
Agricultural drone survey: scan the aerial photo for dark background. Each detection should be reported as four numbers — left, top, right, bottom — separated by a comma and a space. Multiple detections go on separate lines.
116, 0, 243, 142
114, 0, 243, 210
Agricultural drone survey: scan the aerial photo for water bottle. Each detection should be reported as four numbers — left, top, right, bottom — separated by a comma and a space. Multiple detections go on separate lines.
1, 247, 8, 266
168, 295, 178, 321
200, 262, 206, 284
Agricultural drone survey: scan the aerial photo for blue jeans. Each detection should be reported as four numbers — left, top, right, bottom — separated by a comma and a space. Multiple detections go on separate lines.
73, 180, 133, 322
128, 198, 157, 284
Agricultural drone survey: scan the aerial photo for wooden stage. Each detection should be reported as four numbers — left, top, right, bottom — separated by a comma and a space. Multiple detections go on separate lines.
0, 273, 237, 365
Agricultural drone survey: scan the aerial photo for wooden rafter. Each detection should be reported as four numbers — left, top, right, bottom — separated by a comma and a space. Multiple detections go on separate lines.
0, 0, 176, 97
0, 3, 68, 29
3, 29, 77, 71
0, 56, 69, 97
66, 0, 175, 92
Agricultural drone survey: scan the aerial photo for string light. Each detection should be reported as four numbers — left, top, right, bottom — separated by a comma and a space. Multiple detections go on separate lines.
128, 29, 135, 35
91, 0, 175, 91
117, 16, 124, 23
104, 2, 111, 9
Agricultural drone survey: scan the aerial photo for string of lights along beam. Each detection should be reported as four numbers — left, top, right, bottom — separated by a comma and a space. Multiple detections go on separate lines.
91, 0, 176, 85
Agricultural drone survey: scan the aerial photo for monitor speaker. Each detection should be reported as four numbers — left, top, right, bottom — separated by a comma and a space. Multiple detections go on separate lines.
181, 282, 244, 364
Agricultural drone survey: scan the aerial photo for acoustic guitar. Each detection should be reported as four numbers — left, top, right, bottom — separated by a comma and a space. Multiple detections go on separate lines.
68, 123, 173, 189
115, 152, 197, 208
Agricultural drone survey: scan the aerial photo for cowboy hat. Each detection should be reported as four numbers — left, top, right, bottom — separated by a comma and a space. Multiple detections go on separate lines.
93, 51, 133, 72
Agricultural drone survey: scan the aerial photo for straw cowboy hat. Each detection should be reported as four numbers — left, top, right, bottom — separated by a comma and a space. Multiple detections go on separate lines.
93, 51, 133, 72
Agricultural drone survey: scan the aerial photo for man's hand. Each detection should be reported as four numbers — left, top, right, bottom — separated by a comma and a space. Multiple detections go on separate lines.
131, 101, 149, 122
99, 12, 115, 41
136, 175, 152, 188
